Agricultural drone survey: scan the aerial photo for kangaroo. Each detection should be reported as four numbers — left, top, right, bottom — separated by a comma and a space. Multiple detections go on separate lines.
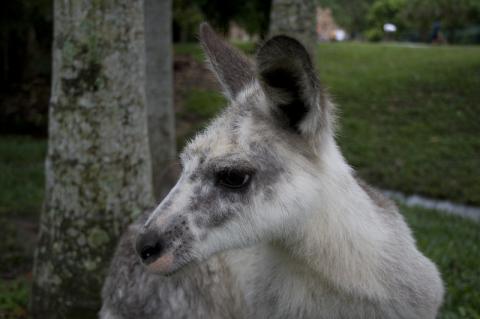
100, 23, 444, 319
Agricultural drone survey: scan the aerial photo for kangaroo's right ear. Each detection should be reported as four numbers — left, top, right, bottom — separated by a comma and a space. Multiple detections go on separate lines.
256, 36, 332, 142
199, 22, 255, 100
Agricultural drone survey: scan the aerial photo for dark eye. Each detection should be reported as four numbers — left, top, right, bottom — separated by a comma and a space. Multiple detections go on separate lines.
216, 169, 252, 190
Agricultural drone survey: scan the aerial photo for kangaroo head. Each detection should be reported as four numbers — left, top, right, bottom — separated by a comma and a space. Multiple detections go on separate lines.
135, 23, 335, 275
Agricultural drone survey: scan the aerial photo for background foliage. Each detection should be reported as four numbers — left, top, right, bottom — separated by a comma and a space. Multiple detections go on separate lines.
318, 0, 480, 42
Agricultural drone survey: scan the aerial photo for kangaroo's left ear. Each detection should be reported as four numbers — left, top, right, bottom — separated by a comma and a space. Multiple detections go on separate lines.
199, 23, 255, 100
256, 36, 332, 139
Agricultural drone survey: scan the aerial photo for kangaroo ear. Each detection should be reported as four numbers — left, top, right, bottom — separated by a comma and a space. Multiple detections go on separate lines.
256, 36, 329, 137
199, 23, 255, 100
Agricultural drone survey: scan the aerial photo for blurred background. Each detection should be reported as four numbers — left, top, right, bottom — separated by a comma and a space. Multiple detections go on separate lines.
0, 0, 479, 318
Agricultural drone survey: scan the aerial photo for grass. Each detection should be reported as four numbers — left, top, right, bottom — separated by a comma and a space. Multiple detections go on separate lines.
175, 43, 204, 61
402, 206, 480, 318
318, 43, 480, 206
0, 278, 29, 319
0, 137, 41, 318
0, 136, 46, 217
184, 89, 225, 119
178, 89, 225, 144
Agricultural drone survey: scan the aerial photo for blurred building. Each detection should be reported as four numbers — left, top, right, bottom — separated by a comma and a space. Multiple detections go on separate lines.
316, 7, 347, 42
228, 22, 259, 42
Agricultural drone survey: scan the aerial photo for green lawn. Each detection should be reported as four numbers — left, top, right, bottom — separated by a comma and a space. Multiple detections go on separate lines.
0, 136, 46, 217
319, 43, 480, 206
403, 206, 480, 318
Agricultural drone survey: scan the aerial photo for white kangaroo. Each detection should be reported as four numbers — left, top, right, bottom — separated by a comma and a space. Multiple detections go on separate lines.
100, 23, 444, 319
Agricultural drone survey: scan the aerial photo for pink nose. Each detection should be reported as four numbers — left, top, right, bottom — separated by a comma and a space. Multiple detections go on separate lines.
146, 253, 175, 273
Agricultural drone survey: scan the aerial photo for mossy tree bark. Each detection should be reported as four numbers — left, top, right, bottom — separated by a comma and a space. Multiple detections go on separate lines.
144, 0, 176, 201
31, 0, 154, 318
269, 0, 317, 56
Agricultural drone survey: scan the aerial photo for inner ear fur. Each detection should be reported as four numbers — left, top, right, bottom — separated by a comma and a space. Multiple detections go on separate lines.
256, 36, 320, 134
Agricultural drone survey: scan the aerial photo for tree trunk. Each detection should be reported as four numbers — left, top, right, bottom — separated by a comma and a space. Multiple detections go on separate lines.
269, 0, 317, 56
144, 0, 176, 201
31, 1, 154, 318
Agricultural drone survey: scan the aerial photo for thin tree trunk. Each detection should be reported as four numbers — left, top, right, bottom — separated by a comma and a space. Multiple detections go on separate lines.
269, 0, 317, 56
144, 0, 176, 201
31, 0, 154, 318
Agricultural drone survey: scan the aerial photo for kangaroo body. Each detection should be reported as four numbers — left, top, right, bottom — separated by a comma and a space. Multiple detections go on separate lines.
100, 24, 443, 319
